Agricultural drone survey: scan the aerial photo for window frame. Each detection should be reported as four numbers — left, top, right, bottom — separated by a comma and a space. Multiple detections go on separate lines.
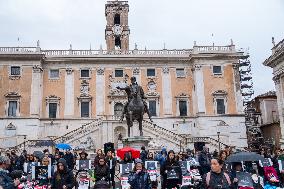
8, 100, 18, 117
216, 98, 226, 115
212, 65, 223, 76
115, 69, 124, 78
148, 100, 157, 117
80, 69, 90, 79
48, 103, 58, 118
147, 68, 156, 77
49, 69, 60, 79
10, 66, 21, 76
81, 101, 90, 118
176, 68, 186, 78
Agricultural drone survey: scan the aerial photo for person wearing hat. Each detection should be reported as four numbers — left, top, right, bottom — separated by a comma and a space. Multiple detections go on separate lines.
0, 156, 20, 189
79, 151, 89, 160
128, 159, 151, 189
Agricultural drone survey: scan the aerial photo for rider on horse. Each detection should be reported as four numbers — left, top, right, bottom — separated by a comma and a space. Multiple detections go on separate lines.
116, 76, 152, 122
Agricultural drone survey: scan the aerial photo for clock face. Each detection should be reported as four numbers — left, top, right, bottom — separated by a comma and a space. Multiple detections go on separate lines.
112, 25, 123, 35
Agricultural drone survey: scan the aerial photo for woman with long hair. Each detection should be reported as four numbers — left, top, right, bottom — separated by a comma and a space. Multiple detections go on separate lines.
128, 159, 151, 189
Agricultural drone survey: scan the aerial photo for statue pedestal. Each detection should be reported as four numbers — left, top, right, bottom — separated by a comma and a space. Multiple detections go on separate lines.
122, 136, 151, 150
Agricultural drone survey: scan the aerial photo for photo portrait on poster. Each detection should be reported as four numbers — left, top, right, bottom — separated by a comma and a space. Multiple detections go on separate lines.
120, 163, 134, 175
76, 160, 91, 170
32, 165, 51, 181
166, 166, 181, 180
279, 160, 284, 171
236, 172, 254, 187
145, 161, 157, 170
179, 161, 190, 176
259, 158, 273, 167
24, 162, 40, 173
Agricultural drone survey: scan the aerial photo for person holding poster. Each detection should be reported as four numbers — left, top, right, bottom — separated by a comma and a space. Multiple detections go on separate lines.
128, 159, 151, 189
50, 158, 75, 189
160, 150, 182, 189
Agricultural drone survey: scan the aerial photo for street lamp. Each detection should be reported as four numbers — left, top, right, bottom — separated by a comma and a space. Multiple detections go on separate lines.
217, 131, 221, 152
23, 135, 27, 151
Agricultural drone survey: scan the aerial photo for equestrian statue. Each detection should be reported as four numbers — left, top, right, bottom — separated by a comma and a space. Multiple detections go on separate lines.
116, 76, 152, 137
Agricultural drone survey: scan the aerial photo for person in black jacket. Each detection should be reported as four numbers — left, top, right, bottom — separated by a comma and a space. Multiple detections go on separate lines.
50, 158, 75, 189
94, 157, 110, 182
0, 156, 20, 189
105, 150, 116, 189
160, 150, 182, 189
63, 150, 74, 170
201, 158, 231, 189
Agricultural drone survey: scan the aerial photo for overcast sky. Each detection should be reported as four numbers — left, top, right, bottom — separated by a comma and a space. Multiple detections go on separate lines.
0, 0, 283, 96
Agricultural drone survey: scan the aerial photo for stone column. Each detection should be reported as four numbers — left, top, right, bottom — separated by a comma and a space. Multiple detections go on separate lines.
233, 64, 243, 113
162, 67, 172, 115
96, 68, 105, 116
64, 68, 74, 117
274, 75, 284, 147
194, 65, 206, 114
30, 65, 43, 117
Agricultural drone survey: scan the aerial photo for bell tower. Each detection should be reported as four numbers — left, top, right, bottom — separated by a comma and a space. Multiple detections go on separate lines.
105, 1, 130, 53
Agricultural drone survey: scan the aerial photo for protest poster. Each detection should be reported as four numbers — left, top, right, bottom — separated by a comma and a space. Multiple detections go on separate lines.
120, 163, 134, 175
145, 161, 158, 170
76, 160, 91, 170
236, 172, 254, 187
259, 158, 273, 167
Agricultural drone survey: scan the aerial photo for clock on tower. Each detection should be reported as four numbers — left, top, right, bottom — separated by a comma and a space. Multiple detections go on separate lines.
105, 1, 130, 53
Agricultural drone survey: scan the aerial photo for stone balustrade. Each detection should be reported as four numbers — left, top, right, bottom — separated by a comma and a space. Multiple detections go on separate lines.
0, 45, 242, 57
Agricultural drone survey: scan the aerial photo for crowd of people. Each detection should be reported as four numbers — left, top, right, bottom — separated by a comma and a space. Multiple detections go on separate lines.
1, 145, 284, 189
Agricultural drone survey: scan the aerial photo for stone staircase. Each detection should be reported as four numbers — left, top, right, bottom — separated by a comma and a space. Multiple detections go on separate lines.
9, 118, 102, 152
142, 120, 228, 150
9, 117, 228, 152
52, 118, 102, 144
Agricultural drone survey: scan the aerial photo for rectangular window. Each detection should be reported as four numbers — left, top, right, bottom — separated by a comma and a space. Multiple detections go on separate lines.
147, 69, 156, 77
179, 100, 187, 116
115, 69, 123, 77
49, 103, 57, 118
10, 66, 21, 76
81, 102, 90, 117
213, 66, 222, 75
216, 99, 225, 114
49, 69, 59, 79
80, 69, 90, 78
8, 101, 17, 117
176, 68, 185, 77
149, 100, 157, 116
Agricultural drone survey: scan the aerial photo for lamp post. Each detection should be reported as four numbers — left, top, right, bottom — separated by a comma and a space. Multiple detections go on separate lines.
23, 135, 27, 151
217, 131, 220, 152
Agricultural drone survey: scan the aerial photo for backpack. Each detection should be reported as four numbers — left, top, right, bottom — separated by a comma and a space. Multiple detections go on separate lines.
206, 171, 231, 187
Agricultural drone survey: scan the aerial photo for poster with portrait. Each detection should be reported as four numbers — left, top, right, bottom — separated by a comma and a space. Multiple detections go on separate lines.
76, 160, 91, 170
179, 161, 190, 176
145, 161, 158, 170
187, 157, 199, 166
259, 158, 273, 167
120, 163, 134, 175
279, 160, 284, 171
32, 165, 51, 181
236, 172, 254, 187
166, 166, 182, 180
24, 162, 40, 174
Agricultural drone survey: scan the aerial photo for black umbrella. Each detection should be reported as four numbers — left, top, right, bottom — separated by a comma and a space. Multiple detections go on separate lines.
226, 152, 265, 162
33, 151, 44, 159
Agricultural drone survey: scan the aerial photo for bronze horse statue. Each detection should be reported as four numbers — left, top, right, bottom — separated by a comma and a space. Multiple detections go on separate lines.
125, 85, 144, 137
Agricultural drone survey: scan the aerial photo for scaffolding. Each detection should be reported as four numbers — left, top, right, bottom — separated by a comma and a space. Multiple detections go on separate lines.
239, 57, 263, 150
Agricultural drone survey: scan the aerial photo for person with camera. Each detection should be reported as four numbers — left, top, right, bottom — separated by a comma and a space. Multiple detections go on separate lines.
0, 156, 20, 189
128, 159, 151, 189
202, 158, 232, 189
